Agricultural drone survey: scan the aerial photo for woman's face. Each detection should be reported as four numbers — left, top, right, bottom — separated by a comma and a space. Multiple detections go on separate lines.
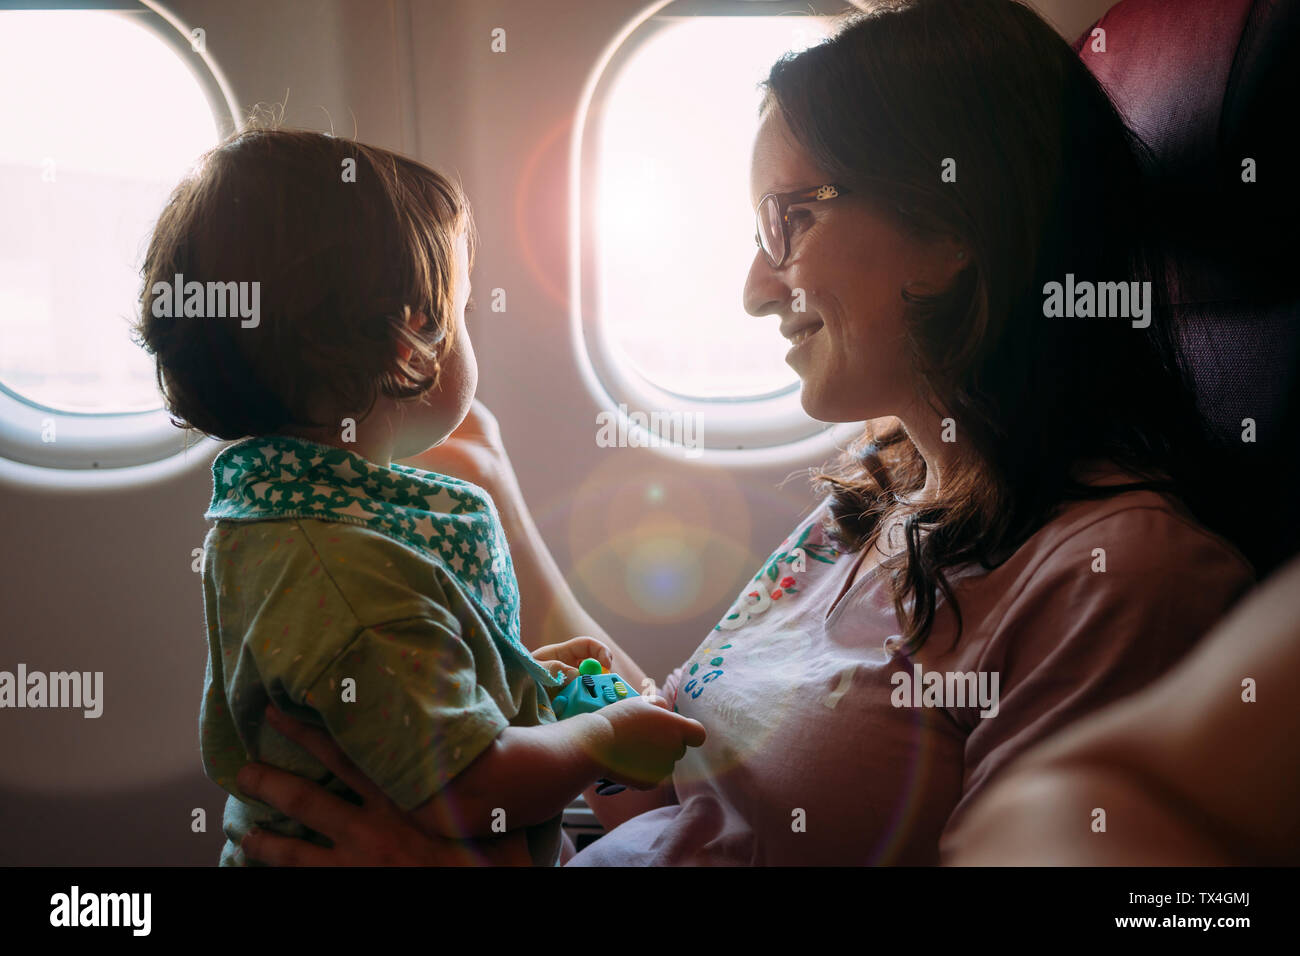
743, 107, 966, 424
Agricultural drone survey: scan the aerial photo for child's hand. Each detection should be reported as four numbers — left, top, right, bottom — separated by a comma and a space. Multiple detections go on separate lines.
587, 696, 707, 790
532, 636, 614, 685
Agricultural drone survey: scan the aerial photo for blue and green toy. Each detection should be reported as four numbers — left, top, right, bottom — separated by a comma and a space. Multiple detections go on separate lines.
552, 657, 639, 795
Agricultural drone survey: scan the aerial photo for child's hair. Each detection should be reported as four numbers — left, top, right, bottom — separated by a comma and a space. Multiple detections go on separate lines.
133, 125, 475, 440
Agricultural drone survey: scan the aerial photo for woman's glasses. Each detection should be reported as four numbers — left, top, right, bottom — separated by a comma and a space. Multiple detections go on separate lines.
754, 183, 851, 269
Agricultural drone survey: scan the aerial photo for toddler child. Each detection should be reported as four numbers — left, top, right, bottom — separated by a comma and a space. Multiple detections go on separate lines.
133, 126, 705, 865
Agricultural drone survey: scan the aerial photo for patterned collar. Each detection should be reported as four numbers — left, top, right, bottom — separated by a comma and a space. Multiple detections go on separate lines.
205, 434, 562, 689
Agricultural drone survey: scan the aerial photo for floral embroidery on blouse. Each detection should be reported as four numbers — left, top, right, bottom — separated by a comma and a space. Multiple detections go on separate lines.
714, 522, 839, 631
675, 522, 839, 709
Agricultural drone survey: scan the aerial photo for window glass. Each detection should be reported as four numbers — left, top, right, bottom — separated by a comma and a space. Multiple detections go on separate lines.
594, 16, 832, 400
0, 10, 222, 414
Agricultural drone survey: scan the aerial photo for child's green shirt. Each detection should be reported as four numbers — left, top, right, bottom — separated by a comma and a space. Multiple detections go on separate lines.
197, 436, 566, 866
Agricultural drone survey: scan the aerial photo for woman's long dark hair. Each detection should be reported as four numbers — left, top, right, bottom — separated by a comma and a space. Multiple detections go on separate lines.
762, 0, 1222, 651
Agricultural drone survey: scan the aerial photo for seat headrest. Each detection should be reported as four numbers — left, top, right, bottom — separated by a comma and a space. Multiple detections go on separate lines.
1074, 0, 1300, 303
1073, 0, 1300, 575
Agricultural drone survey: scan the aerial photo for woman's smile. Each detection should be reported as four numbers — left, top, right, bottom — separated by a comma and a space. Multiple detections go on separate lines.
782, 317, 825, 362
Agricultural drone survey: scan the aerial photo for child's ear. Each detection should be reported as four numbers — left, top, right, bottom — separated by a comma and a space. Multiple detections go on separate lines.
395, 310, 429, 365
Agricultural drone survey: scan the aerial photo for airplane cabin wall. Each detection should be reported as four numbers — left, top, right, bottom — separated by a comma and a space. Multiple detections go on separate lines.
0, 0, 1119, 864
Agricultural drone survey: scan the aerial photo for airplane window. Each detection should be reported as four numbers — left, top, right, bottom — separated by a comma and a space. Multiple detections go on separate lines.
0, 9, 227, 416
596, 17, 831, 399
577, 13, 846, 453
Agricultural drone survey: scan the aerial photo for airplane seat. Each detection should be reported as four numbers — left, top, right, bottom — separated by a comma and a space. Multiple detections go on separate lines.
1073, 0, 1300, 578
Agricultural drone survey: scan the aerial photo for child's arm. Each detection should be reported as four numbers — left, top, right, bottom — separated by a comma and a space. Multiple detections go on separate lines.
534, 636, 683, 832
410, 696, 705, 839
292, 594, 704, 844
410, 714, 606, 838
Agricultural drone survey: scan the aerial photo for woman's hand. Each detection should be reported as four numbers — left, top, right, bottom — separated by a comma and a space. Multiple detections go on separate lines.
236, 704, 533, 866
532, 636, 615, 687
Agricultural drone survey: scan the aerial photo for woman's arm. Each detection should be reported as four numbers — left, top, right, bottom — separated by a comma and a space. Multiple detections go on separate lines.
476, 446, 650, 690
945, 554, 1300, 865
400, 402, 681, 831
492, 472, 692, 831
937, 504, 1258, 862
401, 402, 650, 690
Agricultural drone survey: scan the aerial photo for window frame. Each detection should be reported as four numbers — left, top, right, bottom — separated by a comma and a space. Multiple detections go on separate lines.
569, 0, 866, 458
0, 0, 240, 477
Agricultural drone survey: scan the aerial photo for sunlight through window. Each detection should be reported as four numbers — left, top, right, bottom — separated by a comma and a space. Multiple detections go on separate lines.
595, 16, 832, 400
0, 10, 223, 414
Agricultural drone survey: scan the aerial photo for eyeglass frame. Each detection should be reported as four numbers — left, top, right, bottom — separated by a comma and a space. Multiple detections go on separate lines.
753, 183, 853, 269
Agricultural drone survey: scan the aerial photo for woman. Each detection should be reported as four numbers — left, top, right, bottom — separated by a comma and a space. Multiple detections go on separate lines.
234, 0, 1253, 865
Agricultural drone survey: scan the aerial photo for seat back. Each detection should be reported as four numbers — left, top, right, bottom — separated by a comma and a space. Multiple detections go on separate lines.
1074, 0, 1300, 576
